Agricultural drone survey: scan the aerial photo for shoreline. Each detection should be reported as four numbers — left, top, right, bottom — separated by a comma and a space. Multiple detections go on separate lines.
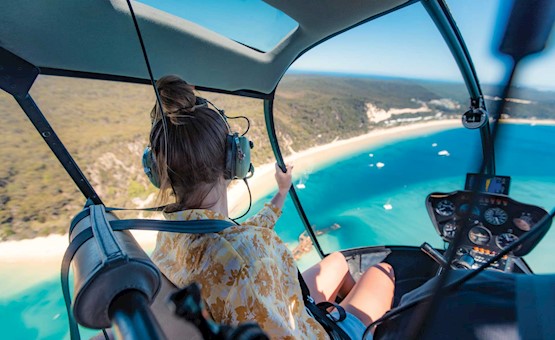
227, 117, 555, 213
500, 118, 555, 126
1, 117, 552, 296
229, 119, 462, 214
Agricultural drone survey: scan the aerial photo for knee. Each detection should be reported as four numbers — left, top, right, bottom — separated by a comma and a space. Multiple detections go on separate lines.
377, 262, 393, 274
374, 262, 395, 282
326, 251, 349, 272
328, 251, 347, 263
328, 251, 346, 261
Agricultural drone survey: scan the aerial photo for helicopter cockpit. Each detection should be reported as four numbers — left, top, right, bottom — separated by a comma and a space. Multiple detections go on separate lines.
1, 0, 555, 339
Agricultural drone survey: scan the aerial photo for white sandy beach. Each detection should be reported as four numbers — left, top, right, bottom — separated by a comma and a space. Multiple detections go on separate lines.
0, 117, 550, 297
501, 118, 555, 126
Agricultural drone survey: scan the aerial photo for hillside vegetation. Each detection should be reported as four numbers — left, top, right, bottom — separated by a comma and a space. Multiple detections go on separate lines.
1, 73, 554, 240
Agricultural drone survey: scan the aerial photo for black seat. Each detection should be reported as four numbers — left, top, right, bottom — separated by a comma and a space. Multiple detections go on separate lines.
375, 271, 519, 340
149, 273, 203, 339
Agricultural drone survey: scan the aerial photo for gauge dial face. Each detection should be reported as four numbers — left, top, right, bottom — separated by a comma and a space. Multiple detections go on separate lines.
484, 207, 509, 226
435, 200, 455, 217
468, 225, 491, 245
496, 233, 519, 249
513, 214, 533, 231
443, 222, 457, 239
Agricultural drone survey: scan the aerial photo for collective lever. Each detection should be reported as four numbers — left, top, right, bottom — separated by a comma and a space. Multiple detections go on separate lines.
420, 242, 448, 268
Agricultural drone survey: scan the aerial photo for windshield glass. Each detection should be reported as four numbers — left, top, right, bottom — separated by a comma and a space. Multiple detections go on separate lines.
136, 0, 298, 52
271, 2, 476, 256
448, 0, 555, 273
270, 0, 555, 274
0, 76, 274, 338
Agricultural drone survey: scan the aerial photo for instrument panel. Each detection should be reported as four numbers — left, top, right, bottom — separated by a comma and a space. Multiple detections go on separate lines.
426, 191, 551, 271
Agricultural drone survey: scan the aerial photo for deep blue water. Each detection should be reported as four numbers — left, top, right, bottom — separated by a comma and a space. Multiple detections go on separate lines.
2, 124, 555, 338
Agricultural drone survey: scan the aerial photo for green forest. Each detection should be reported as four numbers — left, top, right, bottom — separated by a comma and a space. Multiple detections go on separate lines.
1, 73, 554, 240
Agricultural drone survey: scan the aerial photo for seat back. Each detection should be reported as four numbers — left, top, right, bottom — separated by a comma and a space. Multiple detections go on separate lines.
69, 205, 205, 339
150, 273, 203, 339
89, 259, 204, 340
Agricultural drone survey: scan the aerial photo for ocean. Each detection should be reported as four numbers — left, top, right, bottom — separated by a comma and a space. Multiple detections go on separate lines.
2, 124, 554, 338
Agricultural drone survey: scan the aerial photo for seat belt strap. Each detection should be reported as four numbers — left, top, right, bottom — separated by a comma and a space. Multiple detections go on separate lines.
297, 270, 350, 339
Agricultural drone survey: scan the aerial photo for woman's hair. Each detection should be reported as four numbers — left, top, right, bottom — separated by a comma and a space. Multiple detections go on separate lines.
149, 75, 228, 211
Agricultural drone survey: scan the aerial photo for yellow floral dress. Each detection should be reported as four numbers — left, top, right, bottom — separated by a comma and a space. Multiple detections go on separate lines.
151, 203, 328, 339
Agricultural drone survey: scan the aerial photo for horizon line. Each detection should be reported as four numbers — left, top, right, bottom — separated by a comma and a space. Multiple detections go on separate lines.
285, 69, 555, 92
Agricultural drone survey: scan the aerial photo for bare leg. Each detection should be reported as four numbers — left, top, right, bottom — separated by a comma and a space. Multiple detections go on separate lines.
301, 252, 356, 304
339, 262, 395, 329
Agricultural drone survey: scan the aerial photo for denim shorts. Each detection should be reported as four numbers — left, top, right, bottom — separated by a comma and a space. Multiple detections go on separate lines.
330, 311, 371, 339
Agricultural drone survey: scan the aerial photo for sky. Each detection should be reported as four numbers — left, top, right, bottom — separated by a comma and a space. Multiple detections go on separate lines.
139, 0, 555, 90
289, 0, 555, 90
138, 0, 297, 51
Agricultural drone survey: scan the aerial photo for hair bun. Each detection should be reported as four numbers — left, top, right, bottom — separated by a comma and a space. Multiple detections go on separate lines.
151, 75, 197, 124
176, 105, 198, 114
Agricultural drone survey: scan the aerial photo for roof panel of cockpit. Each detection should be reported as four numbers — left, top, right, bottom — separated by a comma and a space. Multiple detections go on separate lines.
0, 0, 412, 94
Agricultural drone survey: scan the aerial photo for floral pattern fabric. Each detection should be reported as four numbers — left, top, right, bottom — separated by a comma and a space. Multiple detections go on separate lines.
151, 203, 328, 339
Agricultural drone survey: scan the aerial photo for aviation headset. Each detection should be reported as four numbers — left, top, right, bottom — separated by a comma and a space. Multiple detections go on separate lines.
142, 96, 254, 188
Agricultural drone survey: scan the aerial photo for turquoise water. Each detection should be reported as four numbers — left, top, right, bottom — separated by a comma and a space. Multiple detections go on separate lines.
2, 124, 555, 338
265, 124, 555, 271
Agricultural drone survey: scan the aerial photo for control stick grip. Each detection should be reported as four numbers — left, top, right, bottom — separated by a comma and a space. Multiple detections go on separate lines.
420, 242, 448, 268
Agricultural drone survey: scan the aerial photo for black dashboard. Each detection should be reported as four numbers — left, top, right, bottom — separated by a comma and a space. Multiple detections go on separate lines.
426, 190, 552, 272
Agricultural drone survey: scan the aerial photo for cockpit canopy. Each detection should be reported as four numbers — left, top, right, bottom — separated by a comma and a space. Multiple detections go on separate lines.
0, 0, 411, 93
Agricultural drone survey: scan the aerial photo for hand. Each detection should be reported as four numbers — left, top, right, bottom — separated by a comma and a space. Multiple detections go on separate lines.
275, 163, 293, 195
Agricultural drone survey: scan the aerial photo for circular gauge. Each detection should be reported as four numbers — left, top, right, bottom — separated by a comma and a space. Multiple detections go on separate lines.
496, 233, 519, 249
458, 203, 480, 217
513, 215, 533, 231
435, 200, 455, 217
443, 222, 457, 239
484, 207, 509, 226
468, 225, 492, 245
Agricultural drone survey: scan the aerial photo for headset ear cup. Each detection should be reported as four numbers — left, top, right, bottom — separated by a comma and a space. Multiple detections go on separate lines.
142, 146, 160, 188
224, 134, 235, 180
235, 135, 253, 179
225, 134, 254, 180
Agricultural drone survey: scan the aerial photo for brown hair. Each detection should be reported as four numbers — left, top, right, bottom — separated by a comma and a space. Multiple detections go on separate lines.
149, 75, 228, 211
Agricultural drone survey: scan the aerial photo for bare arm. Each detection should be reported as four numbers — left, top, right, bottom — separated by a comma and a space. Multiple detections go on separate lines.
271, 163, 293, 210
242, 163, 293, 228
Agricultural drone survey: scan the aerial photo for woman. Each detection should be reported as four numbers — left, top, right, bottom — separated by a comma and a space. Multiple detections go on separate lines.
150, 75, 395, 339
